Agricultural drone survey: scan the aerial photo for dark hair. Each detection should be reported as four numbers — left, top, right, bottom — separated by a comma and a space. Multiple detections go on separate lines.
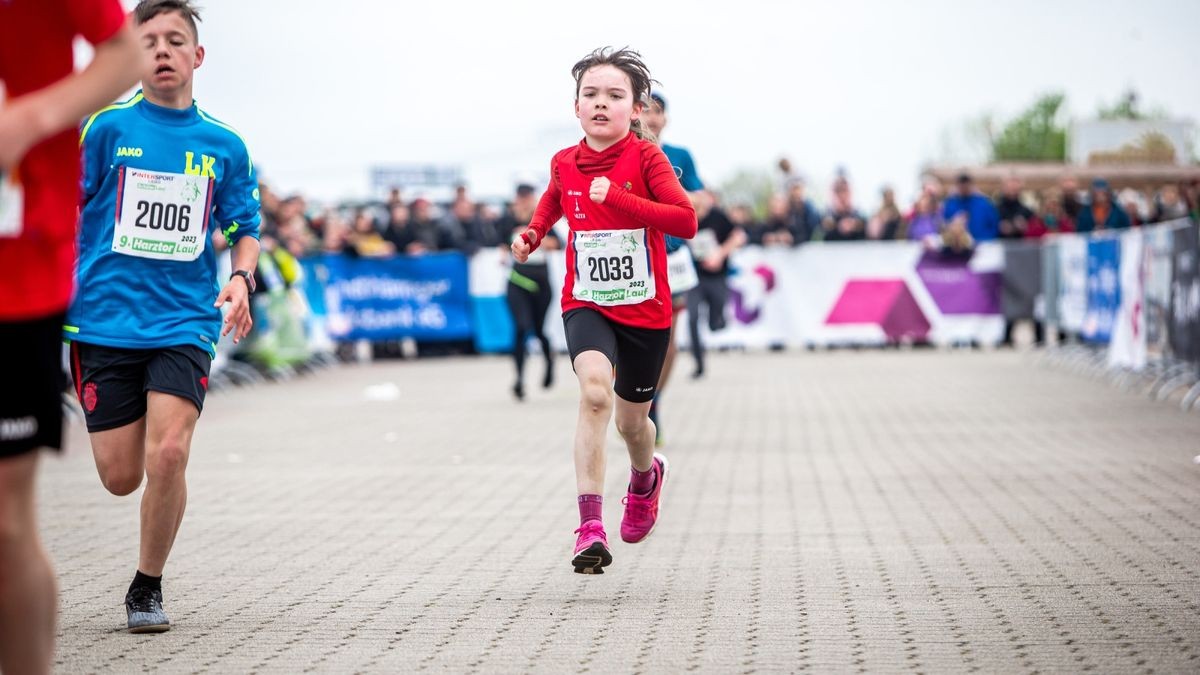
134, 0, 202, 40
571, 47, 657, 142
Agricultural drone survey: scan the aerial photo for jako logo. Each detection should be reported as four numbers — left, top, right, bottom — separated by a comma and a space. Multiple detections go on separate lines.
116, 146, 143, 158
0, 415, 37, 441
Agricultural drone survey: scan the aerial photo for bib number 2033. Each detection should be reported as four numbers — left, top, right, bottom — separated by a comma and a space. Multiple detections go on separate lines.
587, 255, 635, 283
113, 166, 212, 261
572, 229, 655, 306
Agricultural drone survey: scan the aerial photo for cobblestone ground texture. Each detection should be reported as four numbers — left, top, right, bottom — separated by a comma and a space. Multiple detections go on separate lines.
39, 351, 1200, 673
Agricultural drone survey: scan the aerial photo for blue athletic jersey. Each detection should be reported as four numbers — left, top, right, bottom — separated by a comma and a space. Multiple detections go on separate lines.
661, 143, 703, 254
66, 92, 261, 355
661, 143, 703, 193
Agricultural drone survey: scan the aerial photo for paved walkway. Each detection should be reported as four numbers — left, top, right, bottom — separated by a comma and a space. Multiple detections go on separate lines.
38, 350, 1200, 673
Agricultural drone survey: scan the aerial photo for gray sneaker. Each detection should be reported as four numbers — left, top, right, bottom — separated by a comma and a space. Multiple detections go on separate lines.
125, 586, 171, 633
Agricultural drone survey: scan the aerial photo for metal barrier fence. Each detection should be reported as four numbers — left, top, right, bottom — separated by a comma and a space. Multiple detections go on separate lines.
1035, 219, 1200, 412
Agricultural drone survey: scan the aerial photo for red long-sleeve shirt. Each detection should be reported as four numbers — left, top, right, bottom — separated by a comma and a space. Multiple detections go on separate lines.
525, 132, 697, 328
527, 133, 697, 242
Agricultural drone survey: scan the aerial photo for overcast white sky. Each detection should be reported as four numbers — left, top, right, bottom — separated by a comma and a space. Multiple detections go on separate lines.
114, 0, 1199, 208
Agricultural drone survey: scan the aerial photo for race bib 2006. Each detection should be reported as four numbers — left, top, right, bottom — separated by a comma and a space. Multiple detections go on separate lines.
572, 228, 655, 306
113, 167, 213, 261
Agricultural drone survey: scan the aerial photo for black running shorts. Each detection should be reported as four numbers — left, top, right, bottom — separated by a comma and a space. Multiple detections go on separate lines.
69, 342, 211, 433
563, 308, 671, 403
0, 313, 66, 457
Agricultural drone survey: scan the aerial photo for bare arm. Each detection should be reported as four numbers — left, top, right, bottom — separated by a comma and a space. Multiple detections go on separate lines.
215, 235, 262, 344
230, 235, 261, 276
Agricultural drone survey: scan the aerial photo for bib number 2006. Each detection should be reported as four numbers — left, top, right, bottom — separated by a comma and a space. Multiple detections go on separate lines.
113, 166, 211, 261
587, 255, 635, 282
133, 200, 192, 232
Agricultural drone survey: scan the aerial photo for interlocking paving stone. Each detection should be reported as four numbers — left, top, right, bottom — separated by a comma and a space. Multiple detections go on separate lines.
37, 350, 1200, 673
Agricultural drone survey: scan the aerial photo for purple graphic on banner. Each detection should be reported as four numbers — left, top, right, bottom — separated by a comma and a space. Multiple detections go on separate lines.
730, 265, 777, 324
825, 279, 931, 341
915, 251, 1002, 315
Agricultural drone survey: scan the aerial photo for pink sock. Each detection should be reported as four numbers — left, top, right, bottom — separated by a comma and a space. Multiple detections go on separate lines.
630, 463, 656, 495
578, 494, 603, 524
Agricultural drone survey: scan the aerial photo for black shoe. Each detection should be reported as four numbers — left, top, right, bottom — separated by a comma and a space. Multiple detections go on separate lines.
691, 367, 704, 380
126, 586, 170, 633
542, 361, 554, 389
512, 381, 525, 401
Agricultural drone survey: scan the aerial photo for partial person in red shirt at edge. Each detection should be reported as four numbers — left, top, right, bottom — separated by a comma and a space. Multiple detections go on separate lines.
511, 47, 697, 575
0, 1, 140, 673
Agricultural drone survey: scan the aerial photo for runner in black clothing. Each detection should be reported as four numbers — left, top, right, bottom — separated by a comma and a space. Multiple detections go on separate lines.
688, 192, 745, 378
502, 183, 560, 399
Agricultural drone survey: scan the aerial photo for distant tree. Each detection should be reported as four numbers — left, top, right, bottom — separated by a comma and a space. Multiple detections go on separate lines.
1099, 90, 1143, 120
1097, 89, 1168, 121
990, 92, 1068, 162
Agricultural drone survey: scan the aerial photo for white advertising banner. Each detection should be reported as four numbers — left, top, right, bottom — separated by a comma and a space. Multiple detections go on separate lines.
1057, 234, 1089, 334
1108, 229, 1147, 369
682, 241, 1005, 349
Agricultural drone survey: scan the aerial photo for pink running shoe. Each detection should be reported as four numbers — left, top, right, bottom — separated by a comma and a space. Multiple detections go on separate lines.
621, 453, 669, 544
572, 520, 612, 574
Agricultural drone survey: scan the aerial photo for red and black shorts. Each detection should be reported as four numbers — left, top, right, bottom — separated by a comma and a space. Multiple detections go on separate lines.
0, 313, 66, 458
69, 342, 211, 433
563, 308, 671, 403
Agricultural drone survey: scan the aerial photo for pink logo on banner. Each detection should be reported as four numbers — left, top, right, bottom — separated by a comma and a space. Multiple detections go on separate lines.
825, 279, 931, 341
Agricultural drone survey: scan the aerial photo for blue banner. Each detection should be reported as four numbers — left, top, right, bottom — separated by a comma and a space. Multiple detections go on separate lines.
472, 295, 515, 353
1082, 237, 1121, 344
299, 257, 328, 317
318, 253, 472, 341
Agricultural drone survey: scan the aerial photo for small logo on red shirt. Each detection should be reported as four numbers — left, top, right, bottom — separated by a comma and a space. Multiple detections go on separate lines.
82, 382, 98, 413
200, 376, 209, 391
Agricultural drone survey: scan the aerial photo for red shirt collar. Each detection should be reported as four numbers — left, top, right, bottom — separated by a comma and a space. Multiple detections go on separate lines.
576, 132, 636, 174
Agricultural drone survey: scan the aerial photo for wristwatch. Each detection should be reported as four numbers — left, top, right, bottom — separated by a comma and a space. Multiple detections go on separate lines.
230, 269, 256, 294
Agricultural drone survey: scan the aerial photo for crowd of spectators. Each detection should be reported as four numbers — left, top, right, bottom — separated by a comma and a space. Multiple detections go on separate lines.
746, 164, 1200, 256
257, 184, 520, 261
252, 164, 1200, 267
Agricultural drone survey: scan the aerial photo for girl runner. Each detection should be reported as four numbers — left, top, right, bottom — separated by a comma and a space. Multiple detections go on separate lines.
511, 47, 696, 573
